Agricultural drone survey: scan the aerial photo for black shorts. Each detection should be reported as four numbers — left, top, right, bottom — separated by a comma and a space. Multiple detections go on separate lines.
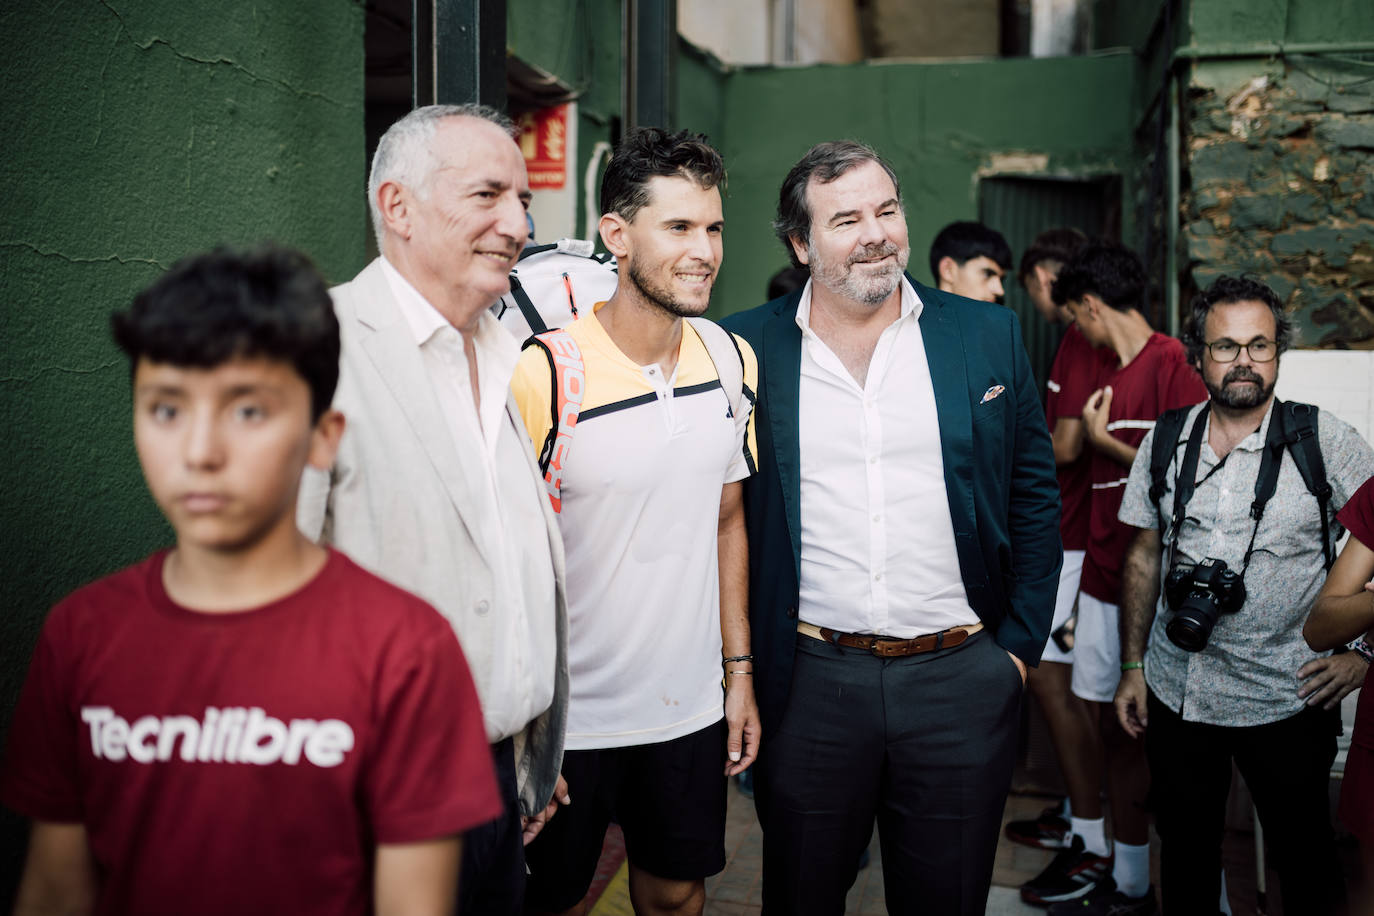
524, 718, 729, 911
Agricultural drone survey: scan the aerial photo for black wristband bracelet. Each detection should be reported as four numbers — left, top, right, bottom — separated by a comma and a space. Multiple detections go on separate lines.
722, 654, 754, 667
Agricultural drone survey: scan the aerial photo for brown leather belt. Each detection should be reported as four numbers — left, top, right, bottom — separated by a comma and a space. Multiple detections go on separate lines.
797, 620, 984, 658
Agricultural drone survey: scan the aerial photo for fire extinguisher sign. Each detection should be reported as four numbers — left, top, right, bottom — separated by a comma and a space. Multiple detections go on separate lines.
517, 105, 569, 190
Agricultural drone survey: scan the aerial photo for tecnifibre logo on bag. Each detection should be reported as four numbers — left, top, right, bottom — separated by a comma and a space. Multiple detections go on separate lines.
81, 706, 355, 767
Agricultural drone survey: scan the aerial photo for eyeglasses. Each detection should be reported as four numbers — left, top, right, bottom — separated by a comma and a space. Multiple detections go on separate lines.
1205, 338, 1277, 363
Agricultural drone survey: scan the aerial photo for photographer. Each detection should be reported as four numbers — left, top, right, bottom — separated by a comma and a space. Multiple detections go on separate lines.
1113, 276, 1373, 915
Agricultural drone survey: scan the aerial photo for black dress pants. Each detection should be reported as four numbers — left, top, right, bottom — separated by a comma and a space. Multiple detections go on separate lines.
1145, 690, 1346, 916
458, 736, 525, 915
755, 629, 1023, 915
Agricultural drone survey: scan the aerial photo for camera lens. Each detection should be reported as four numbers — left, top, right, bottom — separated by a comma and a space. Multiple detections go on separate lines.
1166, 611, 1211, 652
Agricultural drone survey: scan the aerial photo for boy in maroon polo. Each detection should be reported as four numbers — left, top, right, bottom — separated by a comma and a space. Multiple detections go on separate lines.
2, 246, 501, 915
1010, 229, 1124, 909
1037, 242, 1206, 915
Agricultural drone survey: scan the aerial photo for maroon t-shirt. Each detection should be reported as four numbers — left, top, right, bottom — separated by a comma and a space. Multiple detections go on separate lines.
1338, 477, 1374, 749
1081, 333, 1208, 603
2, 549, 502, 916
1046, 323, 1113, 550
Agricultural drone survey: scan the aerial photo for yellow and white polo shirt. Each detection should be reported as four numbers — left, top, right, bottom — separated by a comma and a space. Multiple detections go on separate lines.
510, 303, 758, 750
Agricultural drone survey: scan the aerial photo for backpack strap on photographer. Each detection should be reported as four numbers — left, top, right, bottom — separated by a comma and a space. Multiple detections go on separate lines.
1242, 398, 1332, 572
1150, 405, 1194, 538
1250, 401, 1288, 521
1160, 406, 1210, 545
1241, 403, 1292, 572
1270, 400, 1334, 570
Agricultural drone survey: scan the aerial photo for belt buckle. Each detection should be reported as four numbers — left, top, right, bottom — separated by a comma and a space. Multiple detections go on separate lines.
870, 637, 901, 658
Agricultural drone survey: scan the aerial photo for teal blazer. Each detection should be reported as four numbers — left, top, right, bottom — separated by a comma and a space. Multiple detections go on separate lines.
721, 278, 1062, 733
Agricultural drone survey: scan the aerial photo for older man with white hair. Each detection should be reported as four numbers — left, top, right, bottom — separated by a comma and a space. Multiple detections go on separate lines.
298, 104, 570, 915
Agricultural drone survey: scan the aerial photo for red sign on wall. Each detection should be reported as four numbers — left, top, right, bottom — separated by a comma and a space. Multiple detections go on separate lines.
517, 105, 569, 190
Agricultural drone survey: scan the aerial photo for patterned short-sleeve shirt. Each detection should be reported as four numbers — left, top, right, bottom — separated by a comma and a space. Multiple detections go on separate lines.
1118, 399, 1374, 726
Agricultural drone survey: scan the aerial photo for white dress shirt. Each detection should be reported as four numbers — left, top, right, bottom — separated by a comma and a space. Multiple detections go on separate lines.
381, 259, 557, 743
796, 277, 979, 637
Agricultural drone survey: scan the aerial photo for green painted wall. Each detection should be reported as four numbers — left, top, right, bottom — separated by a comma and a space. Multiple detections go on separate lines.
508, 0, 622, 240
1095, 0, 1170, 51
505, 14, 1139, 322
1187, 0, 1374, 45
677, 41, 729, 153
706, 53, 1139, 318
0, 1, 365, 895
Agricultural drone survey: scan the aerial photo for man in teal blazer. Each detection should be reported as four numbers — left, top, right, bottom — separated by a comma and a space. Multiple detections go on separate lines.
721, 141, 1061, 915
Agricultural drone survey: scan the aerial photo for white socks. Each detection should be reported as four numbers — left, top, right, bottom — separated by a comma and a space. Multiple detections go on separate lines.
1072, 816, 1109, 857
1113, 840, 1151, 899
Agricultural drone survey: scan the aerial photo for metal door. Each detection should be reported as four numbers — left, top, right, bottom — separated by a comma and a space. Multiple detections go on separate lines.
979, 175, 1120, 393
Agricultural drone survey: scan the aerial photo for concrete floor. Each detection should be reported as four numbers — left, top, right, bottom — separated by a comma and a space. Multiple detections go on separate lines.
588, 789, 1129, 915
584, 681, 1370, 914
586, 782, 1364, 914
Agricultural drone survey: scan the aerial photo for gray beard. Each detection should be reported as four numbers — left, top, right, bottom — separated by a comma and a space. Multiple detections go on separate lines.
808, 240, 907, 306
1206, 366, 1276, 410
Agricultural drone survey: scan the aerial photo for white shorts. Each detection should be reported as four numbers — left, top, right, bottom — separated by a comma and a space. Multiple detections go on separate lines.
1040, 550, 1085, 665
1070, 592, 1120, 703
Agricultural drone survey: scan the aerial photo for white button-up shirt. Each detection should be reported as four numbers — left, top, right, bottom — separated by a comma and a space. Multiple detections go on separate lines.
796, 277, 978, 637
381, 259, 557, 743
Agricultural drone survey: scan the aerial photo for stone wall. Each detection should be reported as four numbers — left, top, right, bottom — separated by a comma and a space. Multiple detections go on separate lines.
1182, 59, 1374, 349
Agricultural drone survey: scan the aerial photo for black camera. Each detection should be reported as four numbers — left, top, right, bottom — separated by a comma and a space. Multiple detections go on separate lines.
1163, 557, 1246, 652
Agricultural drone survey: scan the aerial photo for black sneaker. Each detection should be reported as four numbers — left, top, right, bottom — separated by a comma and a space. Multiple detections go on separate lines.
1005, 801, 1072, 850
1046, 878, 1158, 915
1019, 835, 1112, 906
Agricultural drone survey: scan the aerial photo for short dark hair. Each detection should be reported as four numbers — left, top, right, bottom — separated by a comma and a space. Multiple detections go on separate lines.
1018, 227, 1088, 284
774, 141, 902, 269
112, 245, 340, 421
1051, 241, 1145, 312
600, 127, 725, 222
927, 221, 1012, 283
1181, 275, 1293, 365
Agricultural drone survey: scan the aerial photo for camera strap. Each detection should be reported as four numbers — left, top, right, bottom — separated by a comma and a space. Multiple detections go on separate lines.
1166, 406, 1211, 544
1165, 402, 1285, 582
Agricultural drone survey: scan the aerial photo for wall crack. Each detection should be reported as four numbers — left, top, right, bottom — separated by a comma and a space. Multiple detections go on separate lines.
1, 241, 169, 270
97, 0, 352, 109
0, 360, 123, 385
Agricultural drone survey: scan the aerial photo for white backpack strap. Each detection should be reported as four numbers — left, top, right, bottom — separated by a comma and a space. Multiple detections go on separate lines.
685, 317, 744, 414
523, 328, 586, 514
688, 317, 755, 476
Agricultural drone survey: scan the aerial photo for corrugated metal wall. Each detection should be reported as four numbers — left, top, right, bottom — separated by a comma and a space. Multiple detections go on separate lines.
980, 175, 1119, 392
